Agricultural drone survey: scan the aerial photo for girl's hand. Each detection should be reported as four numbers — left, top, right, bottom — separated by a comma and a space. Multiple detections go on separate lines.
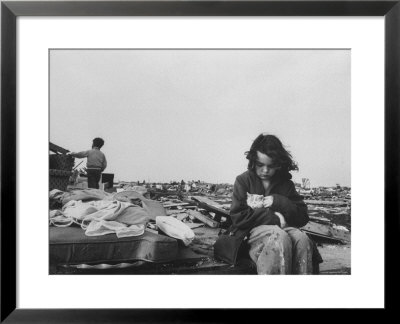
262, 195, 274, 208
275, 212, 287, 229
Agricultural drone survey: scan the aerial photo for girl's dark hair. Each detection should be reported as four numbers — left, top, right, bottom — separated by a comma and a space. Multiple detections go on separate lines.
92, 137, 105, 149
245, 133, 298, 180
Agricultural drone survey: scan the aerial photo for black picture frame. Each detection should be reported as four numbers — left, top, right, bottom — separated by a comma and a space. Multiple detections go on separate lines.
1, 0, 398, 321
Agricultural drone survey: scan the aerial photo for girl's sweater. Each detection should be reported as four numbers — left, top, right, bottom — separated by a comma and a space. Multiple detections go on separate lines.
230, 170, 309, 230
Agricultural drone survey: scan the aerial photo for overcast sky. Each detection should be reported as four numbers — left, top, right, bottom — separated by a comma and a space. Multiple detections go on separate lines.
50, 49, 350, 187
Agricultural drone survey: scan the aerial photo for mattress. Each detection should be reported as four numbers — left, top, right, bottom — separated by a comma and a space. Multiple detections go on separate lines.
49, 226, 178, 266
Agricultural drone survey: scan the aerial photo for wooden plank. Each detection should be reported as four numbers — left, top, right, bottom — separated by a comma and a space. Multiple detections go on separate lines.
186, 223, 205, 229
191, 195, 224, 207
301, 221, 350, 243
175, 213, 189, 221
309, 215, 331, 224
145, 228, 158, 235
302, 231, 345, 244
190, 196, 230, 217
304, 199, 348, 206
49, 142, 70, 154
302, 222, 331, 236
330, 226, 351, 243
187, 210, 220, 228
163, 202, 189, 208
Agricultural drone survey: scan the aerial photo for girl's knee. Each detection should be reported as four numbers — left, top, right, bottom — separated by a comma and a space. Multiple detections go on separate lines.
249, 225, 292, 254
264, 228, 292, 256
263, 226, 290, 245
249, 227, 292, 274
288, 229, 312, 252
268, 225, 289, 237
287, 228, 309, 242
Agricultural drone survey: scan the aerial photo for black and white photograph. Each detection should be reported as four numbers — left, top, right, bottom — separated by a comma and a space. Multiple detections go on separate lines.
49, 49, 351, 275
2, 0, 398, 318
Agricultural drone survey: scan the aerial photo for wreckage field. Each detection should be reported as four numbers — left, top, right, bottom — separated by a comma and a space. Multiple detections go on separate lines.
49, 180, 351, 275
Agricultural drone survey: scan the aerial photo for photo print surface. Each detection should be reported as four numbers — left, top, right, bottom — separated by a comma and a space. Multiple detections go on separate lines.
49, 49, 351, 275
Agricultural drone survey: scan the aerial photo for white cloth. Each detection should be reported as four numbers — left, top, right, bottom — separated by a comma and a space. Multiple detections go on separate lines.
62, 200, 148, 223
156, 216, 195, 246
61, 188, 114, 205
49, 209, 73, 227
49, 189, 64, 200
53, 199, 150, 237
85, 221, 145, 238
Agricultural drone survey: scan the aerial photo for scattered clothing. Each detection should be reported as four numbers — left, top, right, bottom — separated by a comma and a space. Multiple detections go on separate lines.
49, 189, 64, 200
61, 188, 114, 205
49, 210, 73, 227
62, 200, 149, 225
114, 190, 167, 221
85, 220, 145, 238
50, 199, 150, 238
156, 216, 195, 246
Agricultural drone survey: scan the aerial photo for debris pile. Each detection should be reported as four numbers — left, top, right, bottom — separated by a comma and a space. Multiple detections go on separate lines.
302, 186, 351, 244
49, 142, 74, 192
50, 174, 351, 247
49, 143, 350, 273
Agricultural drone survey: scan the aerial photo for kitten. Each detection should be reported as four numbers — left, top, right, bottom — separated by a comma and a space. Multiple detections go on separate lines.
246, 193, 264, 209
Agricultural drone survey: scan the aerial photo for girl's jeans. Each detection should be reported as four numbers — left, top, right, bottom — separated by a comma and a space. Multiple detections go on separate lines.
248, 225, 313, 274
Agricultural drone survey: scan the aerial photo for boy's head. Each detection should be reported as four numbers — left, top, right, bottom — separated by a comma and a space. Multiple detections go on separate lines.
92, 137, 105, 149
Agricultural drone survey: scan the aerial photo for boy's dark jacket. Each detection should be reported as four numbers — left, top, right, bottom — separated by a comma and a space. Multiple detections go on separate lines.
230, 170, 309, 230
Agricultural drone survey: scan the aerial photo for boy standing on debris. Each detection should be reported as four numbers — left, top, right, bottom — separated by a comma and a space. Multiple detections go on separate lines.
216, 133, 321, 274
69, 137, 107, 189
